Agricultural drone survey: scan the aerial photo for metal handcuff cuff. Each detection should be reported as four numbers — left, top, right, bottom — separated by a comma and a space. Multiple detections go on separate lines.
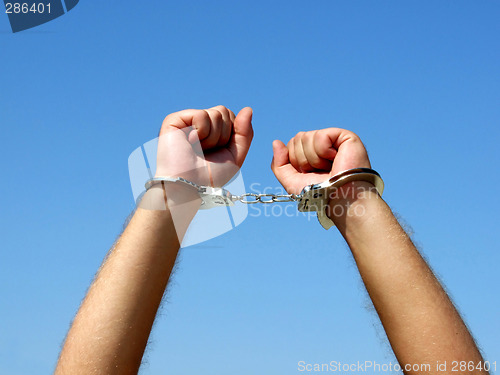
144, 168, 384, 230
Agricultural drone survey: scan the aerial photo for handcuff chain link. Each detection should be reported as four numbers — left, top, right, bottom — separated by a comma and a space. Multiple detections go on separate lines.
233, 193, 301, 204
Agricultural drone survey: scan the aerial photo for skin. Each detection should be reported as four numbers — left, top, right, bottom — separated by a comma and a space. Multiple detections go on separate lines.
272, 129, 487, 374
54, 106, 253, 375
55, 114, 486, 375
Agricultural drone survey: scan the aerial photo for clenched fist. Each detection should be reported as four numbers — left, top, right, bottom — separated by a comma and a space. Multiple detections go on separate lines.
271, 128, 371, 194
155, 105, 253, 187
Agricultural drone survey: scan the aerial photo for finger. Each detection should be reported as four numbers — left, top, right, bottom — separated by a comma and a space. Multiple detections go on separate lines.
210, 105, 232, 147
287, 137, 299, 171
228, 107, 253, 167
271, 140, 307, 194
225, 109, 236, 146
313, 130, 337, 161
228, 109, 236, 122
161, 109, 211, 146
293, 132, 314, 172
319, 128, 371, 173
190, 110, 212, 143
303, 131, 333, 171
202, 108, 223, 149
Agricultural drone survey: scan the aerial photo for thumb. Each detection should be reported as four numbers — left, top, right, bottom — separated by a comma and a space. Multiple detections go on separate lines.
229, 107, 254, 167
271, 140, 289, 169
271, 139, 301, 192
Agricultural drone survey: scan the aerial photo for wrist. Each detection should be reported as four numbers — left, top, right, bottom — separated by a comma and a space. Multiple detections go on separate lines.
139, 182, 202, 212
326, 181, 381, 227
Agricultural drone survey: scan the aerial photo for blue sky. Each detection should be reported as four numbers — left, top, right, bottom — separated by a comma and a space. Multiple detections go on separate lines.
1, 1, 499, 374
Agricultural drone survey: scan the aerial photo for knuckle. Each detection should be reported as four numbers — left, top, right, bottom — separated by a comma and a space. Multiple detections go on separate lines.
346, 130, 361, 141
197, 109, 210, 121
210, 109, 223, 121
213, 105, 229, 117
302, 131, 314, 143
315, 129, 327, 139
162, 114, 171, 124
197, 111, 212, 126
162, 110, 183, 125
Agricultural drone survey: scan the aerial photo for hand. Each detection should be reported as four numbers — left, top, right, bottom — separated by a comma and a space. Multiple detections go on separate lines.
271, 128, 371, 194
155, 106, 253, 187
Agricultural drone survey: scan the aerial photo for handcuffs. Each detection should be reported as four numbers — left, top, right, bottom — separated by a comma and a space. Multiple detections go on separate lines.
145, 168, 384, 230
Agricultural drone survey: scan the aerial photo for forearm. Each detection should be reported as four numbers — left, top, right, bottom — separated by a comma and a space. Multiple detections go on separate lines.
330, 182, 485, 374
55, 185, 200, 375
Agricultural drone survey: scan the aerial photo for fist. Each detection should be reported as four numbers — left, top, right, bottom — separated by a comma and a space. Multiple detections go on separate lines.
155, 105, 253, 187
271, 128, 371, 194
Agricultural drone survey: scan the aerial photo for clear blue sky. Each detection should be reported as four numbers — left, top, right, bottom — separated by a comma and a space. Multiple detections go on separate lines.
1, 1, 499, 374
